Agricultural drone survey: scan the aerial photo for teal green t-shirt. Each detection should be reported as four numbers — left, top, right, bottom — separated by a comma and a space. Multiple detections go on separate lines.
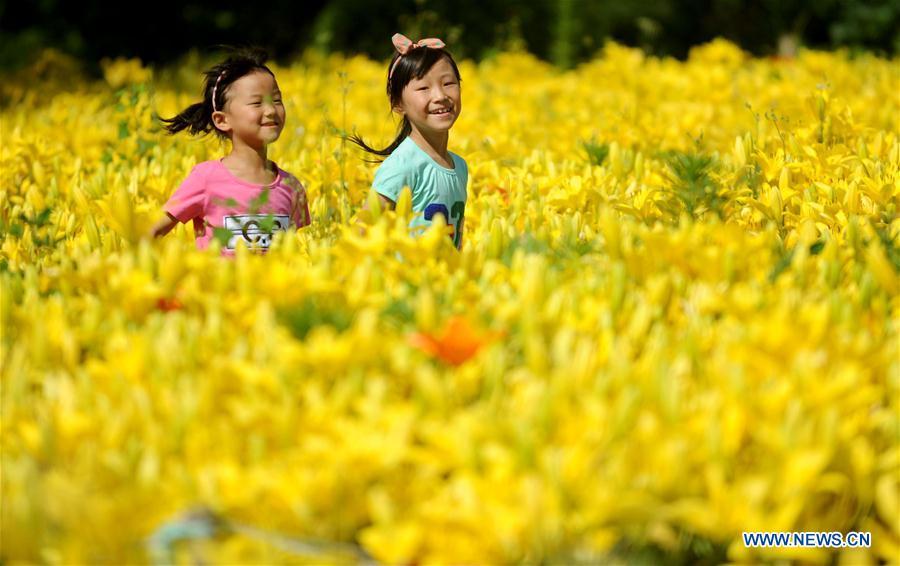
372, 136, 468, 248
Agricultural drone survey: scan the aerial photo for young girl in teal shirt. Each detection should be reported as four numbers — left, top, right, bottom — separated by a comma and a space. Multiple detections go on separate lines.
350, 34, 468, 249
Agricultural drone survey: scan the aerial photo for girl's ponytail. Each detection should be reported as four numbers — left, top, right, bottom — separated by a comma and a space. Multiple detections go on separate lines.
159, 100, 213, 136
348, 117, 412, 161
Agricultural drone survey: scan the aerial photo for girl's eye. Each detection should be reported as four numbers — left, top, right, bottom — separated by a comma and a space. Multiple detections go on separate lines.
251, 102, 262, 106
417, 86, 428, 91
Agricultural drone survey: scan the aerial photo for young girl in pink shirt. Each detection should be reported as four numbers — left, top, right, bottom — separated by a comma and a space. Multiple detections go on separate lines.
149, 48, 309, 254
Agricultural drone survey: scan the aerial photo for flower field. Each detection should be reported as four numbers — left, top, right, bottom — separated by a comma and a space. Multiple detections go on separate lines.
1, 40, 898, 564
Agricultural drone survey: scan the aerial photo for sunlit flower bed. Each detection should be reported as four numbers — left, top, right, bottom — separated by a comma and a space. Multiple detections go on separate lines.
1, 40, 898, 564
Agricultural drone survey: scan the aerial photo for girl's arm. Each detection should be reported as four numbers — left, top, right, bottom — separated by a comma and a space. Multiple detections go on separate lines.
355, 192, 395, 235
148, 212, 179, 239
366, 192, 395, 211
379, 193, 396, 210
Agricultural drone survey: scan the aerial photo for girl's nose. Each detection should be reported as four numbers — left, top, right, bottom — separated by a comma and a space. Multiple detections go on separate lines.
433, 87, 449, 102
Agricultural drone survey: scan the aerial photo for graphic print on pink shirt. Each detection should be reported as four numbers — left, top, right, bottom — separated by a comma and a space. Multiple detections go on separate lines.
163, 160, 310, 253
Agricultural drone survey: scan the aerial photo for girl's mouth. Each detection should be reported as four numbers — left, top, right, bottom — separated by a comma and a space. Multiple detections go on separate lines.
429, 108, 452, 115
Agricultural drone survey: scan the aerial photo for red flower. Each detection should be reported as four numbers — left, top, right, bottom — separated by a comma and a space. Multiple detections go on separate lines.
156, 297, 183, 312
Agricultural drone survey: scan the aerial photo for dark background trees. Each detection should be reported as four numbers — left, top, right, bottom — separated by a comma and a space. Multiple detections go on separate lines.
2, 0, 898, 72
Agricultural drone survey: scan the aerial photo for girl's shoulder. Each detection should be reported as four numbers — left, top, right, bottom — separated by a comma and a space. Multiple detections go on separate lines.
449, 151, 468, 169
380, 136, 419, 165
374, 139, 420, 177
193, 159, 222, 171
383, 137, 460, 171
272, 163, 307, 194
178, 159, 219, 186
182, 159, 225, 183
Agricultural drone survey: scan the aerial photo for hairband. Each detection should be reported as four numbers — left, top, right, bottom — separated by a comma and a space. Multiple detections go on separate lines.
389, 33, 446, 79
211, 71, 225, 112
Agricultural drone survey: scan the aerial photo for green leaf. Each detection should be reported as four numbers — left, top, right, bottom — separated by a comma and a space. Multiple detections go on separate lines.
582, 140, 610, 166
662, 151, 724, 221
769, 248, 795, 283
258, 214, 276, 234
33, 208, 53, 226
277, 297, 353, 340
137, 138, 156, 155
248, 189, 270, 213
212, 227, 232, 247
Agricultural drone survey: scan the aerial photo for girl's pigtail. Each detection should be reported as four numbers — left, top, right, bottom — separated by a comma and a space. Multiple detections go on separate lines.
159, 101, 213, 136
347, 117, 412, 162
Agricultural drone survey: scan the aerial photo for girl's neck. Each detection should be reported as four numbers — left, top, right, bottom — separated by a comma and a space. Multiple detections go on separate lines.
224, 141, 270, 171
408, 127, 451, 165
221, 142, 277, 185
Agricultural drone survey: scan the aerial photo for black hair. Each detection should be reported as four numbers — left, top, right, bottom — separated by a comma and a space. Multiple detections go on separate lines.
159, 47, 275, 139
348, 46, 461, 160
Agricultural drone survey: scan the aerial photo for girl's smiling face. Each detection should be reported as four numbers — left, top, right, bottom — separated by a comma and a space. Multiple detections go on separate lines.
394, 56, 461, 134
213, 70, 285, 146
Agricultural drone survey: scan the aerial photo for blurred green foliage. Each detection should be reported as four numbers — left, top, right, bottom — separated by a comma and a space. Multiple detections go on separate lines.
1, 0, 898, 72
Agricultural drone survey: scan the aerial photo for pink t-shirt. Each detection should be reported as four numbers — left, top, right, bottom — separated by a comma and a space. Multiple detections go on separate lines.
164, 159, 310, 254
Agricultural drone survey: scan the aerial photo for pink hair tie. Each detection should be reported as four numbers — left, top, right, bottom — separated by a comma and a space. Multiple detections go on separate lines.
211, 71, 225, 112
389, 33, 446, 79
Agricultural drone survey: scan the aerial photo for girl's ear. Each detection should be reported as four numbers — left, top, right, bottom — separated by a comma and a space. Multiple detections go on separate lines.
212, 110, 231, 133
